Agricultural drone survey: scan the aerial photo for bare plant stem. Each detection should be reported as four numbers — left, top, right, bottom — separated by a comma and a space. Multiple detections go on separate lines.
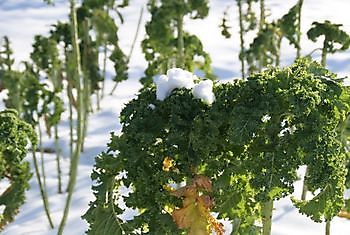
237, 0, 245, 79
100, 6, 110, 102
301, 166, 309, 200
54, 125, 62, 193
57, 0, 84, 234
325, 220, 331, 235
110, 6, 144, 95
276, 36, 282, 67
262, 200, 273, 235
258, 0, 265, 70
81, 19, 90, 152
176, 13, 185, 68
32, 149, 54, 228
296, 0, 304, 58
38, 122, 46, 190
259, 0, 265, 31
321, 40, 328, 66
68, 92, 74, 159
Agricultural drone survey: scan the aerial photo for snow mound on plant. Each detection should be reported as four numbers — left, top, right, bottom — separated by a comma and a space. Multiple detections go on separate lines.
192, 80, 215, 104
154, 68, 195, 101
154, 74, 170, 101
154, 68, 214, 104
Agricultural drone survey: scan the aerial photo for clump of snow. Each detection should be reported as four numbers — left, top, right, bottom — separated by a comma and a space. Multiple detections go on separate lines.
278, 126, 297, 137
148, 103, 156, 110
192, 80, 215, 104
154, 68, 195, 101
343, 78, 350, 86
261, 114, 271, 123
166, 68, 195, 90
154, 68, 215, 104
154, 75, 170, 101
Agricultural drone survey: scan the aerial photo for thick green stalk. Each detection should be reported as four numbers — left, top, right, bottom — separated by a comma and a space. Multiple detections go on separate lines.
57, 0, 84, 234
259, 0, 265, 31
98, 42, 107, 109
301, 166, 309, 200
54, 125, 62, 193
325, 220, 331, 235
321, 40, 328, 66
258, 0, 265, 70
275, 36, 282, 67
32, 149, 54, 228
176, 13, 185, 68
38, 122, 47, 190
262, 200, 273, 235
68, 93, 74, 159
100, 6, 109, 101
81, 19, 90, 152
296, 0, 304, 58
237, 0, 245, 79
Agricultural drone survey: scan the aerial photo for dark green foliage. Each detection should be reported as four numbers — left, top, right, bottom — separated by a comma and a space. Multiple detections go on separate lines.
31, 35, 63, 91
307, 21, 350, 54
80, 0, 129, 86
0, 109, 36, 230
141, 0, 214, 86
220, 7, 231, 39
278, 1, 302, 49
307, 20, 350, 65
245, 1, 303, 72
245, 22, 281, 72
85, 59, 349, 234
220, 0, 258, 39
0, 37, 14, 71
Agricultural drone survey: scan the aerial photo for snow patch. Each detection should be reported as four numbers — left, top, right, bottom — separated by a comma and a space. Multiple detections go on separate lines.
154, 68, 215, 104
192, 80, 215, 104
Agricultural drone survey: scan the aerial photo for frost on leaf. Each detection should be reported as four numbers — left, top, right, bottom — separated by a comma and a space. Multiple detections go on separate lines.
170, 175, 224, 235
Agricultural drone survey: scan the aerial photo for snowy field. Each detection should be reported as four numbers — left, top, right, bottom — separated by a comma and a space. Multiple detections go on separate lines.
1, 0, 350, 234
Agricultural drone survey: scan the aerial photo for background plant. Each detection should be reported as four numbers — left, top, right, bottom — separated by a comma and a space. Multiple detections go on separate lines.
307, 20, 350, 66
141, 0, 215, 86
0, 109, 36, 230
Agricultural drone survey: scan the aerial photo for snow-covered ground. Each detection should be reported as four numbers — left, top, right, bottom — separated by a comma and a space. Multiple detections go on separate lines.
0, 0, 350, 234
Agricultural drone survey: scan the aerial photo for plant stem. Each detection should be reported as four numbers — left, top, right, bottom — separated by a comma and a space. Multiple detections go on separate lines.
57, 0, 84, 234
262, 200, 273, 235
100, 6, 110, 102
32, 149, 54, 228
82, 19, 90, 152
38, 122, 47, 190
98, 42, 107, 107
325, 220, 331, 235
321, 40, 328, 66
258, 0, 265, 70
68, 91, 74, 159
259, 0, 265, 32
296, 0, 304, 58
275, 36, 282, 67
54, 125, 62, 193
127, 6, 144, 62
176, 12, 184, 68
110, 6, 144, 95
301, 166, 309, 200
237, 0, 245, 79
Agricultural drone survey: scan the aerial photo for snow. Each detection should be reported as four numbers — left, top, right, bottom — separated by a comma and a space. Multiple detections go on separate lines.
192, 80, 215, 104
154, 67, 214, 104
154, 68, 195, 101
0, 0, 350, 235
